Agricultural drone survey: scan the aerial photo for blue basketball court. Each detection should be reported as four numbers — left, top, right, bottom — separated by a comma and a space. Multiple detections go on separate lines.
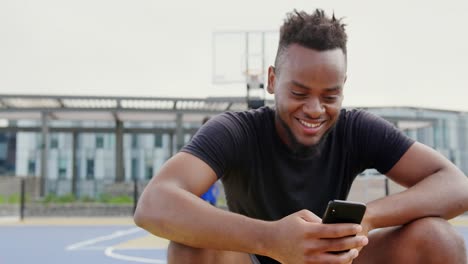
1, 216, 468, 264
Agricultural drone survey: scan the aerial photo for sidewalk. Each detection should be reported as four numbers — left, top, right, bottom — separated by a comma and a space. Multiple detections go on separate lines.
1, 214, 467, 226
0, 216, 135, 226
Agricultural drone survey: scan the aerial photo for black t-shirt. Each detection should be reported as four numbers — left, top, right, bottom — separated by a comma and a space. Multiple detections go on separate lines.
182, 106, 414, 264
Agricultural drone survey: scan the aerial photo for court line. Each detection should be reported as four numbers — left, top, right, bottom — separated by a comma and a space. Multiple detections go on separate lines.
104, 247, 166, 264
66, 227, 141, 251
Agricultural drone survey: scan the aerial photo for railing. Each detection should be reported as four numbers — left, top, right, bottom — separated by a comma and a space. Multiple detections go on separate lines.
0, 173, 404, 220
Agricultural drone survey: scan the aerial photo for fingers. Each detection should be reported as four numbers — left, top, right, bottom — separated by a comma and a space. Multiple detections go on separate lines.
305, 249, 360, 264
307, 223, 362, 239
312, 235, 369, 253
275, 210, 367, 264
297, 209, 322, 223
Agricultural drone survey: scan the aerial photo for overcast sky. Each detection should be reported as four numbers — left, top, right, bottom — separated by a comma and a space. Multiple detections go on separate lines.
1, 0, 468, 111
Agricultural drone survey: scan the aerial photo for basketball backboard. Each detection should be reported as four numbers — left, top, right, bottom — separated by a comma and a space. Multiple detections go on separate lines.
212, 31, 278, 86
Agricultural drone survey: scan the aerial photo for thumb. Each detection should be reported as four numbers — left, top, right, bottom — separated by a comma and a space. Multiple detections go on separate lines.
296, 209, 321, 223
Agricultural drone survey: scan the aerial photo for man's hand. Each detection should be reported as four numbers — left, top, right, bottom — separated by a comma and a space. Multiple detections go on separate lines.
355, 215, 374, 253
266, 210, 368, 264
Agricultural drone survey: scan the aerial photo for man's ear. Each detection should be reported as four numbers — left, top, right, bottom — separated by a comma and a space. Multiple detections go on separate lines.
340, 75, 347, 102
267, 66, 276, 94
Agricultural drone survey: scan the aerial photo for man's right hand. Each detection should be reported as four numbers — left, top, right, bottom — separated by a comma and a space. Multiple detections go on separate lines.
266, 209, 368, 264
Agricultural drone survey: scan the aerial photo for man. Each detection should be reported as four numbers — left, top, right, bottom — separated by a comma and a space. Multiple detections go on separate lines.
134, 9, 468, 264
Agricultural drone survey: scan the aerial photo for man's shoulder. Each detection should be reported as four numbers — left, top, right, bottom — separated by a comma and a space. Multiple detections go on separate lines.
227, 106, 274, 118
340, 108, 372, 118
338, 108, 382, 125
335, 108, 389, 137
213, 106, 274, 125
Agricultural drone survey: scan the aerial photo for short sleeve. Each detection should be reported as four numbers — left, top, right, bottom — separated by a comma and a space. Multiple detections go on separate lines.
348, 110, 415, 174
181, 112, 246, 178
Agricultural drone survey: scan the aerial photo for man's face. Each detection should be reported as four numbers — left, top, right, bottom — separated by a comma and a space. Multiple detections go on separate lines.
267, 44, 346, 149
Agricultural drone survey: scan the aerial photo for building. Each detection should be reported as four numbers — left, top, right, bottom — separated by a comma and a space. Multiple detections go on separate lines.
0, 94, 467, 198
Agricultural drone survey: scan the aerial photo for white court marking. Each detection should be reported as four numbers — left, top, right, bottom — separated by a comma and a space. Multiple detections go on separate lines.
66, 227, 141, 251
65, 227, 166, 263
105, 247, 166, 264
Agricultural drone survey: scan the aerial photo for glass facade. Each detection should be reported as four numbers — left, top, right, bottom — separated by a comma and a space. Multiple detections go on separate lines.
366, 108, 468, 174
0, 132, 16, 175
0, 107, 467, 193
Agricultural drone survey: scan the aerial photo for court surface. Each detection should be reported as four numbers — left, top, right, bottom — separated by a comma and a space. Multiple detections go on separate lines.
1, 216, 468, 264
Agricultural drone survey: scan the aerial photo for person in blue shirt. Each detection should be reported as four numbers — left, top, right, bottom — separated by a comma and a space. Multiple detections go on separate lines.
201, 182, 219, 206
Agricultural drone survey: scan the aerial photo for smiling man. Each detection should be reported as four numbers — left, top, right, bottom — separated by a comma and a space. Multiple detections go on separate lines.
134, 9, 468, 264
271, 45, 345, 152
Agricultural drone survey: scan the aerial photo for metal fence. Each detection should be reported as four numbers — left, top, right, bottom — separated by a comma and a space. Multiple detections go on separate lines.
0, 173, 403, 220
0, 176, 148, 219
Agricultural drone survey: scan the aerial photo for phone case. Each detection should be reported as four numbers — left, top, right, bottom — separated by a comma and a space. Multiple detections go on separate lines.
322, 200, 366, 224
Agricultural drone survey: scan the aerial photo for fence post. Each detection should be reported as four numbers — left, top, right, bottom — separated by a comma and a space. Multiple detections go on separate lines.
20, 178, 25, 221
133, 177, 138, 215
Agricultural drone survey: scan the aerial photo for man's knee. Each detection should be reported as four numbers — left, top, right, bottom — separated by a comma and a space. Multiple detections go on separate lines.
168, 241, 213, 264
402, 217, 466, 263
356, 217, 466, 264
405, 217, 465, 248
167, 241, 197, 262
167, 241, 252, 264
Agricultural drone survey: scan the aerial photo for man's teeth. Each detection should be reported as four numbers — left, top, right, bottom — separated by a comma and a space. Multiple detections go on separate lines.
299, 120, 322, 128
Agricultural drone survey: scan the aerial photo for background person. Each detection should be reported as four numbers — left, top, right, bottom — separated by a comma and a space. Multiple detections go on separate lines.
200, 182, 219, 206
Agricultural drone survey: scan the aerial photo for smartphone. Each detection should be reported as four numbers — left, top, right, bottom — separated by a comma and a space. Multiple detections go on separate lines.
322, 200, 366, 254
322, 200, 366, 224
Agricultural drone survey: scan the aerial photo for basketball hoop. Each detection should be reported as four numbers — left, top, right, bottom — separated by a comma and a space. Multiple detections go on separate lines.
211, 30, 277, 109
245, 70, 266, 109
245, 70, 264, 90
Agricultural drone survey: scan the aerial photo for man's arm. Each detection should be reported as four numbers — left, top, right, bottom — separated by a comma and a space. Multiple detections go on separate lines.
133, 152, 271, 255
134, 152, 367, 263
363, 142, 468, 230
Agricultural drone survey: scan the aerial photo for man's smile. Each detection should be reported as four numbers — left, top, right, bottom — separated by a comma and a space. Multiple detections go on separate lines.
298, 119, 325, 128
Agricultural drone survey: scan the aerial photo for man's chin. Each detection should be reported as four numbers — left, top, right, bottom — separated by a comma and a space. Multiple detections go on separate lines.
289, 135, 322, 151
295, 141, 318, 148
304, 142, 322, 149
296, 134, 323, 147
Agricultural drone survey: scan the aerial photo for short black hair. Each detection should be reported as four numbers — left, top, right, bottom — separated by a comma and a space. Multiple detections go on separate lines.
274, 9, 347, 68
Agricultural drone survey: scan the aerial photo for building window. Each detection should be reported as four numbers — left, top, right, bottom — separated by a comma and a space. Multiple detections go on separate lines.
0, 141, 6, 161
96, 135, 104, 149
28, 160, 35, 176
58, 158, 67, 180
86, 159, 94, 180
131, 158, 139, 180
36, 134, 42, 148
146, 166, 153, 180
154, 134, 163, 148
131, 134, 138, 148
50, 136, 59, 149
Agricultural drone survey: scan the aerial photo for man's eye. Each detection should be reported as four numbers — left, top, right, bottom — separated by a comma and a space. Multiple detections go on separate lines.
323, 96, 338, 102
291, 91, 306, 97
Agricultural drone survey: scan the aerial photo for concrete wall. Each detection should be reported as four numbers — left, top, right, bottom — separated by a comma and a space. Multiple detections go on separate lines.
0, 176, 21, 197
0, 176, 41, 199
0, 176, 404, 217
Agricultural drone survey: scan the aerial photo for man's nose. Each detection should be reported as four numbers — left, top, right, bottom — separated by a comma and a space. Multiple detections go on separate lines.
303, 97, 324, 118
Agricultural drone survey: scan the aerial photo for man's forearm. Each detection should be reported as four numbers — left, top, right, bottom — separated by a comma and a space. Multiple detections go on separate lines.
134, 183, 271, 256
364, 169, 468, 230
